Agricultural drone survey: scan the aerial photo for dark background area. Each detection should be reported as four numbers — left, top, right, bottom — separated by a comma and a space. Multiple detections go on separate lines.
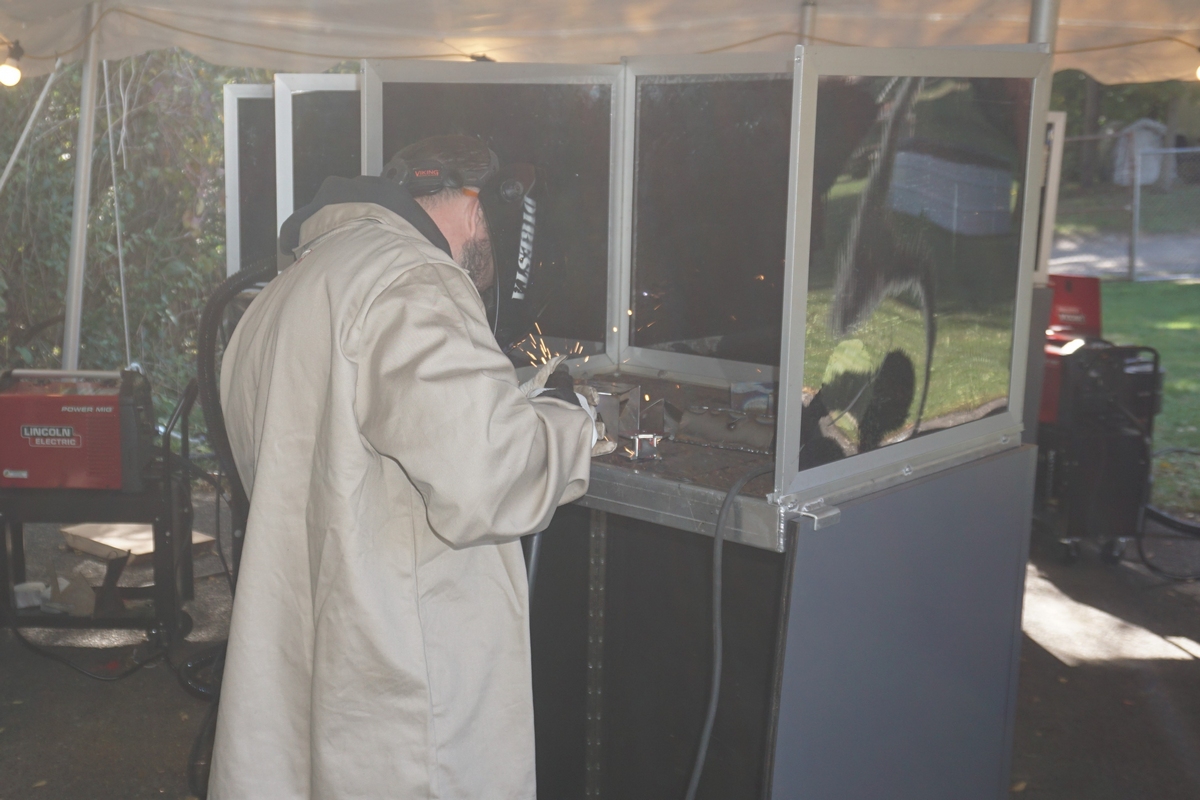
234, 96, 276, 268
291, 90, 361, 211
631, 76, 792, 366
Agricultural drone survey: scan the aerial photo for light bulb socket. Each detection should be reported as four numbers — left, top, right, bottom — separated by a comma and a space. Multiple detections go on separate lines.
0, 40, 23, 87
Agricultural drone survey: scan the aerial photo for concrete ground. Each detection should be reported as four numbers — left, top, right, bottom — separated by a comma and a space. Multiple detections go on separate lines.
1012, 521, 1200, 799
3, 499, 1200, 799
1051, 233, 1200, 281
0, 490, 232, 800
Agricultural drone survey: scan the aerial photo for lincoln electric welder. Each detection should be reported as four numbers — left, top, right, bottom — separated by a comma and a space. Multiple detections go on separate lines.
0, 369, 155, 492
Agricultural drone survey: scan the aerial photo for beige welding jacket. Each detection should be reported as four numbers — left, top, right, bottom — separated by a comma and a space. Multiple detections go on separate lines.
208, 201, 593, 799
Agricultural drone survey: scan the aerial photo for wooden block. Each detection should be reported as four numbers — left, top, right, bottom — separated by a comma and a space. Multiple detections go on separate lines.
60, 523, 214, 565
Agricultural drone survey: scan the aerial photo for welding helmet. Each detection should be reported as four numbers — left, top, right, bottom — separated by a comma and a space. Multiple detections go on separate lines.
383, 142, 539, 352
477, 163, 540, 353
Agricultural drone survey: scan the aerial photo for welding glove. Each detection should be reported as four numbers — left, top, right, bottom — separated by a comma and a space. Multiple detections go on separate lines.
577, 384, 618, 457
519, 354, 567, 397
521, 357, 615, 456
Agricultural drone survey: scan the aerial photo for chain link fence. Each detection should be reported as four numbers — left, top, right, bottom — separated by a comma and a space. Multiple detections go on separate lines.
1051, 130, 1200, 282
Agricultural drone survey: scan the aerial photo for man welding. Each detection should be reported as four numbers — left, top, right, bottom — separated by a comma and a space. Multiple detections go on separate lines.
209, 135, 601, 799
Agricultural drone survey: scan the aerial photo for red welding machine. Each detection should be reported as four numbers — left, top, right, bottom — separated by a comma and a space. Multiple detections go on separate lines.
0, 369, 154, 491
1039, 274, 1103, 424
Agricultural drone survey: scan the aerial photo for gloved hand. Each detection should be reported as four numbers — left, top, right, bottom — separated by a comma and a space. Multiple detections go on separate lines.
520, 357, 615, 456
577, 384, 618, 457
519, 354, 567, 398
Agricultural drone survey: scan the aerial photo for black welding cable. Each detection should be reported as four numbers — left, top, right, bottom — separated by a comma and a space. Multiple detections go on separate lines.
1102, 404, 1200, 578
1136, 448, 1200, 582
166, 452, 236, 594
1145, 448, 1200, 540
187, 693, 221, 797
1134, 528, 1200, 582
685, 461, 775, 800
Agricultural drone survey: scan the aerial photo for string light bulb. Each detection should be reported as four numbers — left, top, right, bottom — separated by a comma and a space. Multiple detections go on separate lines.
0, 40, 23, 87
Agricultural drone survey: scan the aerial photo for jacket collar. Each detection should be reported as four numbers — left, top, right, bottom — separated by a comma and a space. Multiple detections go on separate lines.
278, 175, 452, 259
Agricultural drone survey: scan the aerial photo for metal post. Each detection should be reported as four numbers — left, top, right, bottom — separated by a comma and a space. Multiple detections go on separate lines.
799, 1, 818, 46
1129, 148, 1141, 281
62, 3, 101, 371
0, 60, 62, 201
1028, 0, 1061, 46
102, 60, 132, 367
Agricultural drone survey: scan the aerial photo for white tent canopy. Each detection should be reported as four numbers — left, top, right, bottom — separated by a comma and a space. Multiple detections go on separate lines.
2, 0, 1198, 85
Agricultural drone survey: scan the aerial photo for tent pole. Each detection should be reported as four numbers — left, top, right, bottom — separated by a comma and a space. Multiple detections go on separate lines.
799, 2, 818, 47
1019, 0, 1062, 448
1028, 0, 1060, 46
62, 2, 101, 371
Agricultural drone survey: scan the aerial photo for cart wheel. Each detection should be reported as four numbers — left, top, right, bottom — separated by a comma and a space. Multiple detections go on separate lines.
148, 611, 194, 649
1058, 540, 1081, 565
1100, 538, 1128, 565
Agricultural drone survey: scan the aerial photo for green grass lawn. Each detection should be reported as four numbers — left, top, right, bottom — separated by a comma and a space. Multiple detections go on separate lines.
802, 290, 1012, 432
1056, 183, 1200, 236
1103, 281, 1200, 515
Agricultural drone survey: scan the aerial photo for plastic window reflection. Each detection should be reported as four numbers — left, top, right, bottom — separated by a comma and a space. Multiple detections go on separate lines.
798, 75, 1032, 471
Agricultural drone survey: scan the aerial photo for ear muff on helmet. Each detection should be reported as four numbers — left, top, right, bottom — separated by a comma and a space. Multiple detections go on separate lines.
478, 163, 539, 353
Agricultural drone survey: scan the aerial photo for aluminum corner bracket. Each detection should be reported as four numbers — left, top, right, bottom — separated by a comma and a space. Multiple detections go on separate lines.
773, 494, 841, 531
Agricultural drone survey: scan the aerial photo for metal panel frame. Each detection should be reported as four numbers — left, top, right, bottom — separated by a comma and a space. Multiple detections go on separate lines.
1036, 110, 1068, 285
223, 84, 273, 276
273, 73, 361, 235
618, 53, 794, 386
774, 44, 1053, 506
361, 59, 625, 375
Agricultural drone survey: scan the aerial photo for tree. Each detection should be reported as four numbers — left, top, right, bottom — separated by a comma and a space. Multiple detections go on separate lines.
0, 49, 271, 423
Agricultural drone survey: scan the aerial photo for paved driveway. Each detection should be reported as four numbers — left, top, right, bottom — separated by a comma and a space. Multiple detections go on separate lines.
1051, 233, 1200, 281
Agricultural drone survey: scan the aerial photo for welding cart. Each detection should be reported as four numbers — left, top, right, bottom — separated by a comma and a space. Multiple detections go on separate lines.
0, 369, 198, 645
1035, 276, 1163, 563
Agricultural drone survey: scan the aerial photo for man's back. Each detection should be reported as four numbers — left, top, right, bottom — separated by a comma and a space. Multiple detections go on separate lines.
209, 201, 592, 800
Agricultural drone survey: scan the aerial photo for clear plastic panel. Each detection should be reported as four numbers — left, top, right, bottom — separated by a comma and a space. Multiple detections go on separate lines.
631, 75, 792, 367
381, 83, 612, 363
799, 76, 1032, 470
292, 90, 362, 209
237, 96, 276, 268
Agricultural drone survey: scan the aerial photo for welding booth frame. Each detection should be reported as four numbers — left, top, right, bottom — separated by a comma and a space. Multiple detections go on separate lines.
214, 43, 1053, 800
774, 45, 1052, 534
273, 72, 362, 236
361, 59, 627, 375
223, 83, 273, 277
224, 45, 1051, 552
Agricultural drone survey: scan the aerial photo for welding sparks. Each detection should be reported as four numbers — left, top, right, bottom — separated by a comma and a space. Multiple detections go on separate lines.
511, 331, 585, 366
